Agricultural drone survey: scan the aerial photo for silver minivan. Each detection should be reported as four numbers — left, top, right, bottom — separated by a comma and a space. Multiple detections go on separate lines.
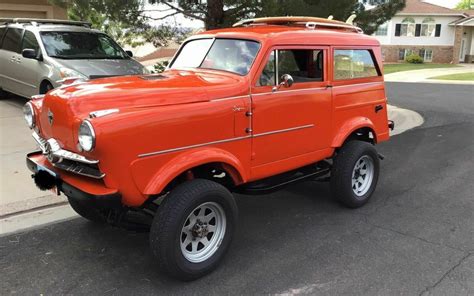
0, 18, 147, 99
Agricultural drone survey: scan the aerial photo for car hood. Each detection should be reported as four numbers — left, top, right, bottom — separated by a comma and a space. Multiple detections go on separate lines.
46, 69, 248, 116
55, 58, 145, 77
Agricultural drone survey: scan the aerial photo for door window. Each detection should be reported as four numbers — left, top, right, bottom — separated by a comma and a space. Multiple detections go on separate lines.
2, 28, 23, 53
21, 31, 40, 52
334, 49, 379, 80
258, 49, 324, 86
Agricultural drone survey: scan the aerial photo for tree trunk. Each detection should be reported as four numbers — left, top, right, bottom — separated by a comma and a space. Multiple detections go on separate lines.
205, 0, 225, 29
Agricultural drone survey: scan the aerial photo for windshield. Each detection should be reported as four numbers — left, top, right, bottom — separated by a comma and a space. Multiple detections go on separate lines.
170, 38, 260, 75
40, 31, 128, 59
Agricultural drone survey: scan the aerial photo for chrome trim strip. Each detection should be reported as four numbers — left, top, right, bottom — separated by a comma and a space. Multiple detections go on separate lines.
138, 124, 315, 158
332, 82, 382, 88
251, 87, 327, 96
210, 95, 250, 102
138, 135, 252, 158
253, 124, 314, 138
32, 132, 99, 165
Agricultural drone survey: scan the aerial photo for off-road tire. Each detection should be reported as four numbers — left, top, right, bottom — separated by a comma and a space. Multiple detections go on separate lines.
67, 197, 106, 223
331, 140, 380, 208
150, 179, 238, 281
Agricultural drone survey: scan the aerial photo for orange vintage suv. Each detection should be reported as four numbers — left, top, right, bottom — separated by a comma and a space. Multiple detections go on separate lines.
24, 17, 394, 280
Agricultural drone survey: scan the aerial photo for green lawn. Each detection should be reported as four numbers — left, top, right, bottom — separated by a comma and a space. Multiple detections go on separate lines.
383, 63, 460, 75
429, 72, 474, 81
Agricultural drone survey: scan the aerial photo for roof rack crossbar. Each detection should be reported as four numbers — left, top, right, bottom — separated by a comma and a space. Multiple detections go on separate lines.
232, 17, 363, 33
0, 18, 91, 27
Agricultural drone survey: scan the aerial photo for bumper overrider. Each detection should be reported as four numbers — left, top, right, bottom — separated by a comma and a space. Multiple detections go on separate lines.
27, 132, 121, 208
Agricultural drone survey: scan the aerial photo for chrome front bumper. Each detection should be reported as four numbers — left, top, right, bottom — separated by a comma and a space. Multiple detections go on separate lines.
32, 131, 104, 179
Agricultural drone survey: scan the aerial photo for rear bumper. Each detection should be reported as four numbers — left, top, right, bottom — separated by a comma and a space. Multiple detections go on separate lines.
388, 120, 395, 131
26, 151, 122, 208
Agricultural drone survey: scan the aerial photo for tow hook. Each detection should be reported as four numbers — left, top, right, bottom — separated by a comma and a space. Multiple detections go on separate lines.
378, 153, 385, 160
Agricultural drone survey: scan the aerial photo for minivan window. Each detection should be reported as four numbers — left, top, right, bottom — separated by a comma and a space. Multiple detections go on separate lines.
0, 27, 6, 48
2, 28, 23, 53
21, 31, 40, 52
334, 49, 379, 80
40, 31, 128, 59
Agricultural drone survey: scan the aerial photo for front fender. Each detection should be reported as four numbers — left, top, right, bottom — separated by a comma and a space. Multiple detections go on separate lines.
331, 116, 376, 148
130, 147, 249, 195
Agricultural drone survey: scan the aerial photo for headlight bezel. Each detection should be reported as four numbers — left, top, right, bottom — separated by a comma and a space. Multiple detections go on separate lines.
78, 120, 96, 152
23, 102, 35, 129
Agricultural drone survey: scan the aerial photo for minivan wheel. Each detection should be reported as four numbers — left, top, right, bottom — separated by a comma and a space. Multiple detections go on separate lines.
331, 141, 380, 208
150, 179, 238, 281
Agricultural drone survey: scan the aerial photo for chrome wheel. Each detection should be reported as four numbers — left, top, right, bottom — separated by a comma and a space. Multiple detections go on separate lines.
180, 202, 226, 263
351, 155, 374, 197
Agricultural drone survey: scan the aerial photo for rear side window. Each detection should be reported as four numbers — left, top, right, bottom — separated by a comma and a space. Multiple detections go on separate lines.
2, 28, 23, 53
334, 49, 379, 80
21, 31, 40, 52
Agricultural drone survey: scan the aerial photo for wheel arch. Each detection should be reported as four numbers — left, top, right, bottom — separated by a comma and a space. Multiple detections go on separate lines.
39, 79, 54, 94
133, 147, 248, 196
331, 117, 377, 148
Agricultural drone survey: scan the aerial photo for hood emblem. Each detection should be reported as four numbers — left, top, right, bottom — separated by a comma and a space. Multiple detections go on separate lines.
47, 109, 54, 125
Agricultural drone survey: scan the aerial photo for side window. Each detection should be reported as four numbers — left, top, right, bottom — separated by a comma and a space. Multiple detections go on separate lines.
278, 49, 324, 84
21, 31, 40, 52
258, 49, 324, 86
2, 28, 23, 53
334, 49, 379, 80
0, 27, 6, 48
258, 51, 276, 86
98, 34, 122, 56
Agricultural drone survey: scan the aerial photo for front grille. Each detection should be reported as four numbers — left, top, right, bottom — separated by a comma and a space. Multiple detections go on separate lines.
53, 159, 105, 179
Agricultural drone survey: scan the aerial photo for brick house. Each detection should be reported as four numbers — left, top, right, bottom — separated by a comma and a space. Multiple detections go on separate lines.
0, 0, 67, 20
371, 0, 474, 63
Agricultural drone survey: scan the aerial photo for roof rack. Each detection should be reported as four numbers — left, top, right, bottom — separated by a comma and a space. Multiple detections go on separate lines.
0, 18, 91, 28
232, 16, 363, 33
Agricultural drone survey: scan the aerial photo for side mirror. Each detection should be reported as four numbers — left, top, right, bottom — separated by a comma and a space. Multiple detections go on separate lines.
22, 49, 41, 60
125, 50, 133, 57
272, 74, 294, 92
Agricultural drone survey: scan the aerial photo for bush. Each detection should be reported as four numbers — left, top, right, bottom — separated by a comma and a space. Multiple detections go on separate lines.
405, 54, 424, 64
153, 60, 169, 73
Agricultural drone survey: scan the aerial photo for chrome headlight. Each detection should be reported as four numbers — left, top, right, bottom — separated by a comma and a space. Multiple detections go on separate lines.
78, 120, 95, 151
23, 102, 35, 128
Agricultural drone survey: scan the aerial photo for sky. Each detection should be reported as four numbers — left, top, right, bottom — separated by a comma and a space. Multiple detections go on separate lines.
143, 0, 464, 30
426, 0, 460, 8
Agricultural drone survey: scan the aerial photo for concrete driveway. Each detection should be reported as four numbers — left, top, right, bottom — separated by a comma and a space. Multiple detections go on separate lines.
385, 64, 474, 84
0, 82, 473, 295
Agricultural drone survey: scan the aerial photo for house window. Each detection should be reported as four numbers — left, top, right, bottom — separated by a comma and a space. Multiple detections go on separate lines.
419, 49, 433, 62
400, 17, 416, 37
375, 23, 388, 36
421, 17, 436, 37
398, 49, 415, 61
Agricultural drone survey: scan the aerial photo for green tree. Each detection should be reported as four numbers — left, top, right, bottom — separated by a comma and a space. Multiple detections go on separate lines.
150, 0, 406, 35
455, 0, 473, 9
48, 0, 190, 46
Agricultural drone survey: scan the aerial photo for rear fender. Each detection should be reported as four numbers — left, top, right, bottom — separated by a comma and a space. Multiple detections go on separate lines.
331, 117, 376, 148
132, 147, 248, 195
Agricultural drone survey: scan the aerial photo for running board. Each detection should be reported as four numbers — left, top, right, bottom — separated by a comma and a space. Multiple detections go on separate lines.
235, 161, 331, 195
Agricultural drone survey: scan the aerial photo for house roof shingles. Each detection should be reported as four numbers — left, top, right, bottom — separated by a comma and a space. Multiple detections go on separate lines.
399, 0, 465, 15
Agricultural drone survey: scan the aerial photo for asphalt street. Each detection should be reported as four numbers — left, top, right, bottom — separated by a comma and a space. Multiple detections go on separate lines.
1, 82, 473, 295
